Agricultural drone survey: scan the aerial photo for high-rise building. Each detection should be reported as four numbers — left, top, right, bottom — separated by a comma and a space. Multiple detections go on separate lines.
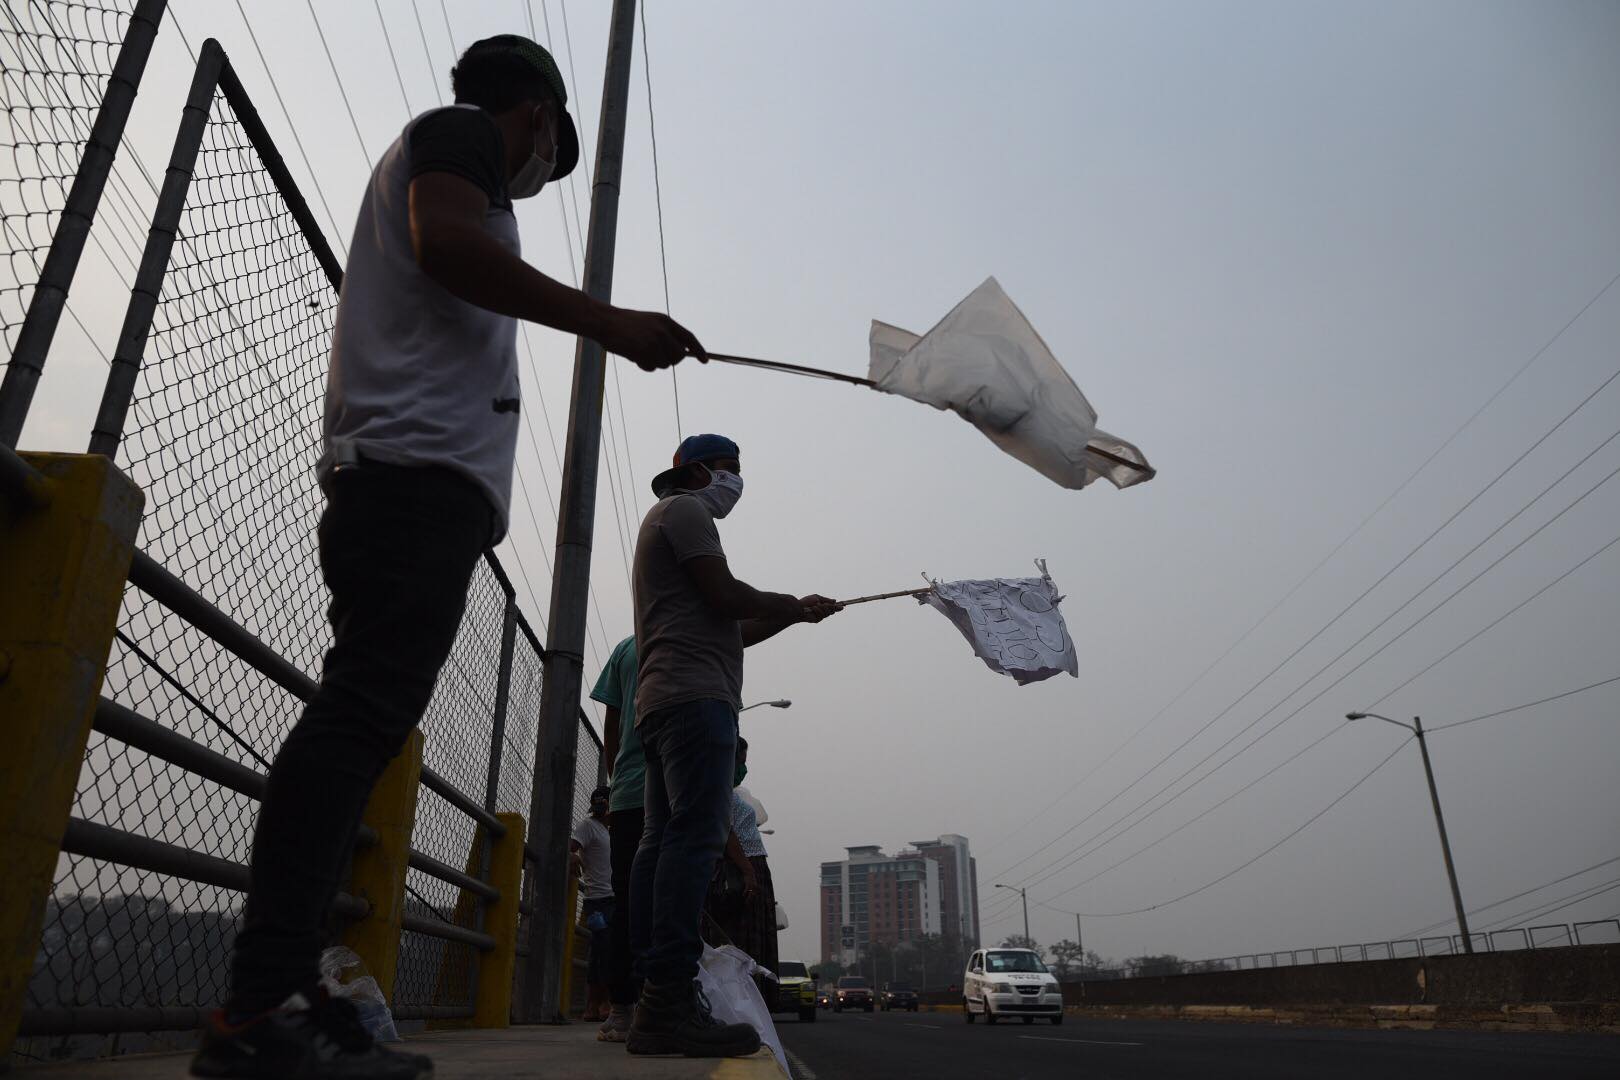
818, 834, 978, 966
819, 846, 940, 965
904, 834, 980, 949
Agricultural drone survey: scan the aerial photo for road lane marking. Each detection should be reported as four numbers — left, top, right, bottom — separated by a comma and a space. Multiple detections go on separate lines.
1019, 1035, 1144, 1047
852, 1015, 873, 1022
903, 1022, 936, 1029
784, 1047, 817, 1080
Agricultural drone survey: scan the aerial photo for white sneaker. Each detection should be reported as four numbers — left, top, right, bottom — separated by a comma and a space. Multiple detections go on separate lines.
597, 1006, 632, 1043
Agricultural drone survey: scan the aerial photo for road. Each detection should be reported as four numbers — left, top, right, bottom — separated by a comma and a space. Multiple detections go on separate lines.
776, 1007, 1620, 1079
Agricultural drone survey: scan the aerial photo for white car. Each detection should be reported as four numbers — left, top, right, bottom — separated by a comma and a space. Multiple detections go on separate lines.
961, 947, 1064, 1025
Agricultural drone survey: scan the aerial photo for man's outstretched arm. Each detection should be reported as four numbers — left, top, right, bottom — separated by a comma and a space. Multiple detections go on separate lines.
409, 172, 704, 371
684, 555, 841, 628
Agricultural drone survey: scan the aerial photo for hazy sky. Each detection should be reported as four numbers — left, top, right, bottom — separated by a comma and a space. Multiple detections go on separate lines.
19, 0, 1620, 969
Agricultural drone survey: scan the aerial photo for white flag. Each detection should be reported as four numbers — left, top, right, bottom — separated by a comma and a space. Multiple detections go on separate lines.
869, 276, 1155, 491
920, 561, 1078, 685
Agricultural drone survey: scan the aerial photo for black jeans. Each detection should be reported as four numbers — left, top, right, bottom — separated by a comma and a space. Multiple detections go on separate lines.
228, 462, 493, 1012
606, 806, 644, 1005
629, 699, 739, 989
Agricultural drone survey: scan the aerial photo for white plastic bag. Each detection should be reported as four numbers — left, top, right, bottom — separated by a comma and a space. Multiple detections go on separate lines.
696, 943, 787, 1075
319, 946, 400, 1043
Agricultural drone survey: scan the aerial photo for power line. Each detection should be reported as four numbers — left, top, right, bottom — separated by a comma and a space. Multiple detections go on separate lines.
978, 266, 1620, 869
1427, 674, 1620, 734
1400, 853, 1620, 939
374, 0, 414, 116
637, 0, 680, 440
306, 0, 374, 170
1479, 877, 1620, 934
985, 371, 1620, 903
233, 0, 351, 256
1000, 453, 1620, 913
1065, 737, 1410, 919
409, 0, 445, 106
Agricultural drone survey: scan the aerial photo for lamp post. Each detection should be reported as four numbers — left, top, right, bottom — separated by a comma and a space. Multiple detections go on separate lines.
995, 883, 1030, 945
1346, 711, 1473, 953
740, 699, 791, 712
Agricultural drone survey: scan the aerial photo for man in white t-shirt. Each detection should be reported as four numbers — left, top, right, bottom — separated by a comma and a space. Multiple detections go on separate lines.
571, 785, 615, 1022
196, 33, 703, 1080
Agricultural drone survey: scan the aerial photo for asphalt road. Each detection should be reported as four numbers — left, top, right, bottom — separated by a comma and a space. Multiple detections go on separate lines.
776, 1007, 1620, 1080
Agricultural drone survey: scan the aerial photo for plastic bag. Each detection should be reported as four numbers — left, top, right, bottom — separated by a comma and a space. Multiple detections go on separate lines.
319, 946, 400, 1043
696, 944, 787, 1075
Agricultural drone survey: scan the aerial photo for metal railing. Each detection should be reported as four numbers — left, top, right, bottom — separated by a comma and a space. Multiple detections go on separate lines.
4, 25, 603, 1065
1050, 918, 1620, 982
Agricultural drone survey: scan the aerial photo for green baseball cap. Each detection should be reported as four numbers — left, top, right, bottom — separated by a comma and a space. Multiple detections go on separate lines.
461, 34, 580, 180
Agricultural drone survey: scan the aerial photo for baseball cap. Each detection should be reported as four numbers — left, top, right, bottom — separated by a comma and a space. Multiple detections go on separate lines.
459, 34, 580, 180
650, 434, 740, 497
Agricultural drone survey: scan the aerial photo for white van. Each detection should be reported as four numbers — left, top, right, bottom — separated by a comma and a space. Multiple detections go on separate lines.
961, 947, 1064, 1025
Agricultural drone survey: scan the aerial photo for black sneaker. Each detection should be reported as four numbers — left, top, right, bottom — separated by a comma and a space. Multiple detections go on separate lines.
626, 979, 761, 1057
191, 988, 433, 1079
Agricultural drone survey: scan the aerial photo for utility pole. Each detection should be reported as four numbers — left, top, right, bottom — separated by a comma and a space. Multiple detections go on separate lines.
994, 883, 1030, 945
1412, 717, 1474, 953
1346, 711, 1474, 954
521, 0, 639, 1023
1075, 911, 1084, 969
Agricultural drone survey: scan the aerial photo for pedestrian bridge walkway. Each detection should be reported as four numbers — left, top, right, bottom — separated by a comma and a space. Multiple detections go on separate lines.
17, 1024, 787, 1080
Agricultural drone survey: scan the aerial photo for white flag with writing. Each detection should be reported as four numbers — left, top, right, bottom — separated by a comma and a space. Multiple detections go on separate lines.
919, 561, 1078, 685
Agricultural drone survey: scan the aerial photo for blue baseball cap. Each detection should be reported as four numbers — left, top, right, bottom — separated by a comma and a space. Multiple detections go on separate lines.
651, 433, 739, 497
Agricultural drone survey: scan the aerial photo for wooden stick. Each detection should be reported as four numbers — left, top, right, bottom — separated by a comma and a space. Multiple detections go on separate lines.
705, 352, 877, 388
837, 587, 931, 606
705, 352, 1153, 475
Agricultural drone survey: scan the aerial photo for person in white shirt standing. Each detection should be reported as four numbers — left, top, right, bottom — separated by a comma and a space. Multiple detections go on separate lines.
194, 33, 702, 1080
571, 785, 615, 1022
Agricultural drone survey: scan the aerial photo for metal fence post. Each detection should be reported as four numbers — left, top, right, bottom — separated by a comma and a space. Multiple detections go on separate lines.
0, 451, 144, 1048
484, 590, 519, 814
87, 39, 226, 458
0, 0, 168, 447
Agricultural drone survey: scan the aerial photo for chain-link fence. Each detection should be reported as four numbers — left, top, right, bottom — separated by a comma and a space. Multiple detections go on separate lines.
13, 32, 601, 1065
1, 0, 133, 362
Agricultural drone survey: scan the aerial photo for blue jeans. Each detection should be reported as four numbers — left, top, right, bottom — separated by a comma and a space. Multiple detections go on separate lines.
629, 699, 738, 988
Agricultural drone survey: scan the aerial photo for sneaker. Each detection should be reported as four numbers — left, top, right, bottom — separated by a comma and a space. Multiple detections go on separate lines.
597, 1004, 632, 1043
626, 980, 760, 1058
191, 988, 433, 1079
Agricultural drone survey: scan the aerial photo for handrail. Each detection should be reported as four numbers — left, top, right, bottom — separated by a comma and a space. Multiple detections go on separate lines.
421, 766, 506, 838
130, 549, 511, 840
400, 912, 495, 952
91, 697, 384, 845
408, 849, 498, 902
0, 442, 52, 510
60, 817, 367, 920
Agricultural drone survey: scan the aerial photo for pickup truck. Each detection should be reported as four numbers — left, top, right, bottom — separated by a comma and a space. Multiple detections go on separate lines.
880, 982, 919, 1012
834, 975, 874, 1012
769, 961, 817, 1023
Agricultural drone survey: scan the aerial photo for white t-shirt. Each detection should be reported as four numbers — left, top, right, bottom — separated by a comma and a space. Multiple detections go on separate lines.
570, 816, 612, 901
322, 105, 522, 538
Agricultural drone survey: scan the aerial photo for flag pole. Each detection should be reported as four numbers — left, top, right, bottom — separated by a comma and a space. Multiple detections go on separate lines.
837, 587, 931, 606
707, 352, 1152, 475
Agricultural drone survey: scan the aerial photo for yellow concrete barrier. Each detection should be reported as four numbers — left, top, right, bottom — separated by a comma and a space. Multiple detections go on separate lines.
340, 728, 424, 1002
0, 453, 143, 1050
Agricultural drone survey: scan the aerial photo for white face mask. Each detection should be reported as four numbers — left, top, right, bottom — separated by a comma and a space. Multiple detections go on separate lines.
509, 107, 556, 199
690, 468, 744, 519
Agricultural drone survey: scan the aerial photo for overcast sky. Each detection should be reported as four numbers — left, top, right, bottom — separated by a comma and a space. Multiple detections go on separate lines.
19, 0, 1620, 969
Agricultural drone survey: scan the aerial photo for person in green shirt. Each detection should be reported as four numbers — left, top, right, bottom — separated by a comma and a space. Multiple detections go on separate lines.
590, 635, 643, 1041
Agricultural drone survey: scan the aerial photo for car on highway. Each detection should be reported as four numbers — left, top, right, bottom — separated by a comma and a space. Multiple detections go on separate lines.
770, 960, 817, 1023
833, 975, 874, 1012
817, 985, 834, 1009
879, 982, 919, 1011
961, 947, 1064, 1025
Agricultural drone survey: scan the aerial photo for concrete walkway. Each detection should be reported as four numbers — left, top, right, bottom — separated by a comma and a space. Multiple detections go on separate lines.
19, 1024, 787, 1079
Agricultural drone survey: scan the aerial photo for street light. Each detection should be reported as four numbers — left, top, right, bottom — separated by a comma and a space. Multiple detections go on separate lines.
740, 699, 791, 712
994, 883, 1030, 945
1345, 711, 1473, 953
